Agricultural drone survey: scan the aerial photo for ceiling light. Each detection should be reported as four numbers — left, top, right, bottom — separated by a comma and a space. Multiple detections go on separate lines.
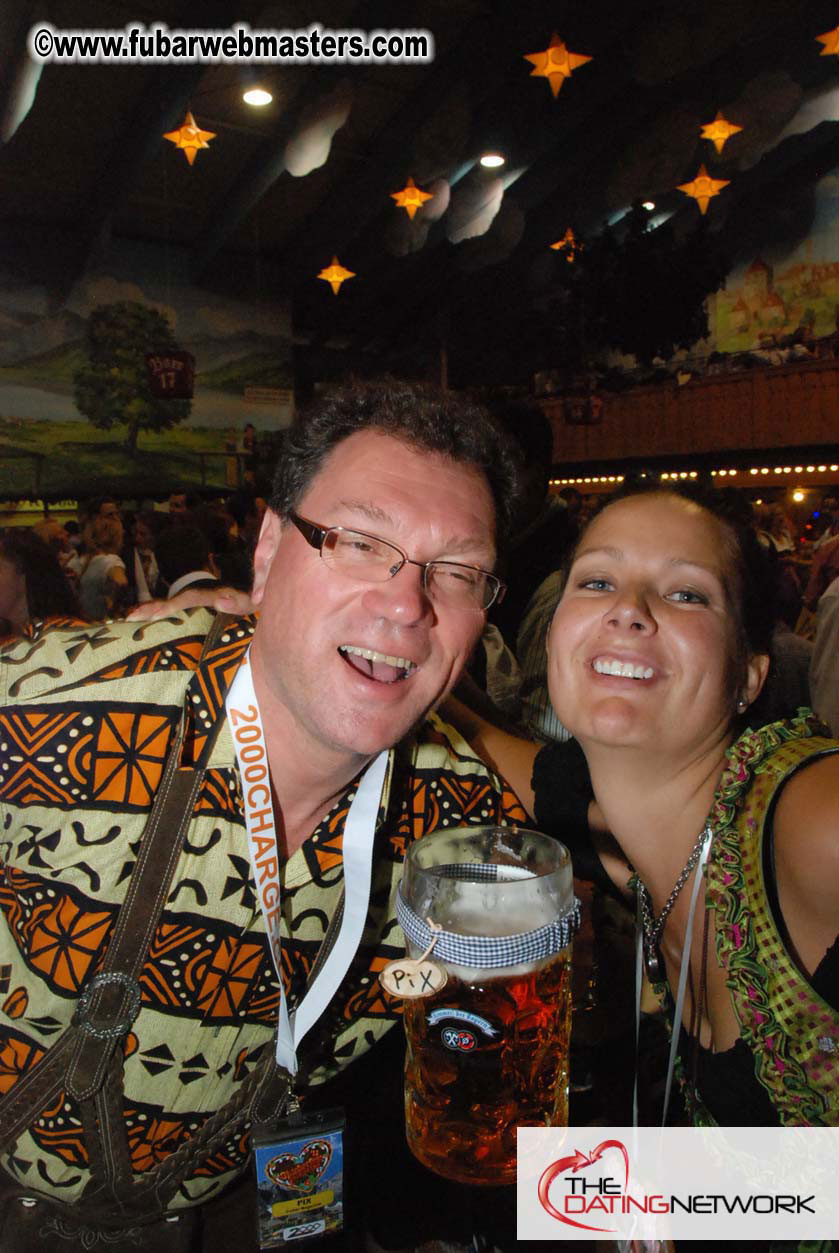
793, 490, 805, 502
243, 87, 272, 107
480, 152, 505, 168
642, 201, 655, 211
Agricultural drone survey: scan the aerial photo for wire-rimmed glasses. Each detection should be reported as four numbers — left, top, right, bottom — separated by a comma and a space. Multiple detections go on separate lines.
288, 511, 505, 611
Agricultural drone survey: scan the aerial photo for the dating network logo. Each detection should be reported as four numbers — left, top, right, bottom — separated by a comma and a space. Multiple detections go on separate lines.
533, 1131, 819, 1237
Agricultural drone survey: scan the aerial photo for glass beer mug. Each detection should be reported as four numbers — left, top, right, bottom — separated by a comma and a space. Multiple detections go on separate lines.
395, 825, 579, 1186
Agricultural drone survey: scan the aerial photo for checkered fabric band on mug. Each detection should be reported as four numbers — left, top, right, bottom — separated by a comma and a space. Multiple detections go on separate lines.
395, 871, 581, 968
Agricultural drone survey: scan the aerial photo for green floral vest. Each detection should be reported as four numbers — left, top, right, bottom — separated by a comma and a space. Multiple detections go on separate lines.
699, 713, 839, 1126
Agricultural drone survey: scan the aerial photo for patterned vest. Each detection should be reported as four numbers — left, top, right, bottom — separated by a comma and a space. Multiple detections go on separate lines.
702, 714, 839, 1126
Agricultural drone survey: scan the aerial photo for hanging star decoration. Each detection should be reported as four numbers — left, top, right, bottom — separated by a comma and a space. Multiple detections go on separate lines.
163, 111, 216, 165
701, 110, 743, 153
550, 227, 580, 261
676, 164, 730, 214
318, 256, 355, 295
391, 177, 433, 220
524, 33, 592, 98
816, 24, 839, 56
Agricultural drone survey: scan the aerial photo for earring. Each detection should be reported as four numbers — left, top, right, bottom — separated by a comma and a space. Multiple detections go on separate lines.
736, 698, 747, 712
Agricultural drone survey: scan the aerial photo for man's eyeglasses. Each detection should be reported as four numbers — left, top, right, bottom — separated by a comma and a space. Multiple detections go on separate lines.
288, 511, 505, 612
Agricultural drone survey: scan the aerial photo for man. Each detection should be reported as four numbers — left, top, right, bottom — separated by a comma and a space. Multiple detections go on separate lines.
155, 523, 221, 599
166, 489, 202, 522
0, 380, 524, 1250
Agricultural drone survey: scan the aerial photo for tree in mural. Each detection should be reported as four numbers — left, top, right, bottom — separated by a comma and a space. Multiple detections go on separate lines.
73, 301, 191, 455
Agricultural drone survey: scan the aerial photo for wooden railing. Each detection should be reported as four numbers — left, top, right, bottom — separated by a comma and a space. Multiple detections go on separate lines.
542, 358, 839, 465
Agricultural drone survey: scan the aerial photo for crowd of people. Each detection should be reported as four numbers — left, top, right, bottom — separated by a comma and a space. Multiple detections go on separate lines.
0, 378, 837, 1252
0, 487, 267, 641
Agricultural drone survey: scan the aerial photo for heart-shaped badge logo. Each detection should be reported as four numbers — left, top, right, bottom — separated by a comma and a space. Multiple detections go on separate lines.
538, 1139, 629, 1233
266, 1139, 332, 1194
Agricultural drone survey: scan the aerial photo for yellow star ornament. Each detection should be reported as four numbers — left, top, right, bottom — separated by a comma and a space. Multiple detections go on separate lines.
524, 33, 592, 98
318, 256, 355, 295
677, 165, 730, 214
550, 227, 579, 261
701, 110, 743, 153
816, 25, 839, 56
391, 177, 433, 220
163, 111, 216, 165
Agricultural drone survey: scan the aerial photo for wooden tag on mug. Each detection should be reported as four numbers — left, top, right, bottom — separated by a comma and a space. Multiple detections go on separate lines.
379, 957, 447, 999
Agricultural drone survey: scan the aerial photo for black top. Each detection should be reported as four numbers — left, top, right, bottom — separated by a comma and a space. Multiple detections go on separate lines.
532, 739, 839, 1125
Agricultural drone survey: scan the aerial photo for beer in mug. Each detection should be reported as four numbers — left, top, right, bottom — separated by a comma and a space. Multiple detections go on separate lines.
395, 826, 578, 1186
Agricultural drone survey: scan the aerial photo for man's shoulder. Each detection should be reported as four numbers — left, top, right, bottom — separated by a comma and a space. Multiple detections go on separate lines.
404, 711, 501, 777
396, 713, 529, 823
0, 608, 220, 704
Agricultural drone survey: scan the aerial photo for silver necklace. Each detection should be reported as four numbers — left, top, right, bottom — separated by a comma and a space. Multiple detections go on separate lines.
636, 822, 712, 981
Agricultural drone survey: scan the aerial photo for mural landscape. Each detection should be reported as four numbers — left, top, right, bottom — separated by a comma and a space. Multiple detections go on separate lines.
0, 241, 293, 499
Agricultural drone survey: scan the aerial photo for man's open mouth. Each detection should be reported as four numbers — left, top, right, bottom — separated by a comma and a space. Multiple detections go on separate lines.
339, 645, 418, 684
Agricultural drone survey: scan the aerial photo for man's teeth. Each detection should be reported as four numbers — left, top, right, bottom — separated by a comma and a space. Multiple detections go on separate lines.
593, 658, 654, 680
339, 645, 417, 672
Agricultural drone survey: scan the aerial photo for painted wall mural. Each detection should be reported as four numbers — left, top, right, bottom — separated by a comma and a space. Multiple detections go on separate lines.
709, 172, 839, 355
0, 239, 293, 500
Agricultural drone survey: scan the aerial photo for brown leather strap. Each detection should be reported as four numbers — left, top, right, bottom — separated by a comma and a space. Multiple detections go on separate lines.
0, 1031, 78, 1156
144, 890, 347, 1207
1, 613, 351, 1220
66, 761, 208, 1102
0, 613, 234, 1155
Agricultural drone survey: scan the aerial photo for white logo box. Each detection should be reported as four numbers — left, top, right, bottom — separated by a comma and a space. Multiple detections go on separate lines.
517, 1126, 839, 1241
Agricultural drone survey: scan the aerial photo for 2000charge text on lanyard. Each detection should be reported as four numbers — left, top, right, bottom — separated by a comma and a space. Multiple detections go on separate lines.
225, 653, 388, 1075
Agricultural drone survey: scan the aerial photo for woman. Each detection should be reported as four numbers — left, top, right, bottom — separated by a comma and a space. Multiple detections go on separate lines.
0, 527, 81, 639
79, 515, 129, 619
467, 483, 839, 1127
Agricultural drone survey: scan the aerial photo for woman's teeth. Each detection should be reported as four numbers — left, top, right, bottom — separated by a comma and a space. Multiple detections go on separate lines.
593, 658, 654, 680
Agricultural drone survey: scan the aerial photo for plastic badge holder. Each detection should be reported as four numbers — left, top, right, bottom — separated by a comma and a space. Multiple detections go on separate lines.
253, 1107, 346, 1249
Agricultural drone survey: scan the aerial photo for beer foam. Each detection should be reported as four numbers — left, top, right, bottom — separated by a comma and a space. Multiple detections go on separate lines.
432, 886, 568, 935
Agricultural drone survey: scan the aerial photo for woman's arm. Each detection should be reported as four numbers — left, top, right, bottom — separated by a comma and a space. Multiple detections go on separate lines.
441, 693, 634, 905
773, 754, 839, 975
105, 562, 129, 615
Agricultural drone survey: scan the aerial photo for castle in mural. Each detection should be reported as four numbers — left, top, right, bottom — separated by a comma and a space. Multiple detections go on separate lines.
712, 246, 839, 351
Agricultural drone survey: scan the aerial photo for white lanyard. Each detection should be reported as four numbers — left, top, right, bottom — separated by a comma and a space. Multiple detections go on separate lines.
225, 655, 388, 1075
633, 827, 713, 1127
